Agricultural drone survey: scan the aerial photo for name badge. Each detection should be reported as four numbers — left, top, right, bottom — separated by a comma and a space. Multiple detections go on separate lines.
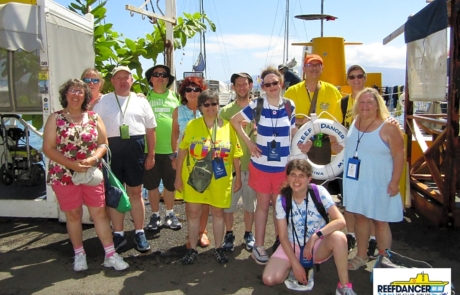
267, 140, 281, 162
120, 124, 130, 139
212, 157, 227, 179
346, 157, 361, 180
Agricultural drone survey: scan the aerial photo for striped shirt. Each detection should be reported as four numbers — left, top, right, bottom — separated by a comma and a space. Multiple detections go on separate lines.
240, 97, 296, 173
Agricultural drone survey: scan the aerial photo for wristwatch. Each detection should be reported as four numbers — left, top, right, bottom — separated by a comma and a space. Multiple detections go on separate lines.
169, 152, 178, 159
316, 230, 325, 240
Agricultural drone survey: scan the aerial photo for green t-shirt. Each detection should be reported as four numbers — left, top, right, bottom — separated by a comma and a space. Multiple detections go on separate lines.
146, 89, 179, 154
219, 100, 254, 171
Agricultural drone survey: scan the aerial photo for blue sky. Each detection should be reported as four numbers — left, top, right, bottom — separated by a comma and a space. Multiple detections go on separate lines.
54, 0, 430, 83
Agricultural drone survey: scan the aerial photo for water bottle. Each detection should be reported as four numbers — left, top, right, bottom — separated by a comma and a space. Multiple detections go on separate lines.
313, 133, 323, 148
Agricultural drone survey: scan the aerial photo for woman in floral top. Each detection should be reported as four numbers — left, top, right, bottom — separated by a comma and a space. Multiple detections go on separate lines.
43, 78, 128, 272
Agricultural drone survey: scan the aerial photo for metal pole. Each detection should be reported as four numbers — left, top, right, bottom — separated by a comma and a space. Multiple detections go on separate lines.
320, 0, 324, 37
165, 0, 176, 90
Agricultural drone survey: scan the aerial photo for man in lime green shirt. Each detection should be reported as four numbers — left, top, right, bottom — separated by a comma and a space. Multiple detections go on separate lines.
143, 65, 181, 231
218, 72, 256, 252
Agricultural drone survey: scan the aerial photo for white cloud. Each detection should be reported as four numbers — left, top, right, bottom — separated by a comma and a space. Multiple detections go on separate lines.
345, 42, 407, 69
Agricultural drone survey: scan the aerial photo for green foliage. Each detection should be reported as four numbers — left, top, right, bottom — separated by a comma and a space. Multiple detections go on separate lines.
68, 0, 215, 94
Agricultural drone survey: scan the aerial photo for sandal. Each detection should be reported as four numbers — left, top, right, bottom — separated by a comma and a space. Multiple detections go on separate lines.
348, 255, 367, 270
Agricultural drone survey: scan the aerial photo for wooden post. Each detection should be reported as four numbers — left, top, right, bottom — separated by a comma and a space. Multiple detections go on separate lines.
444, 0, 460, 227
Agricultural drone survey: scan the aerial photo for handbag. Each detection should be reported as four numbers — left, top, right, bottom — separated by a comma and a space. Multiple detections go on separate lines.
186, 119, 216, 193
100, 146, 131, 213
72, 166, 103, 186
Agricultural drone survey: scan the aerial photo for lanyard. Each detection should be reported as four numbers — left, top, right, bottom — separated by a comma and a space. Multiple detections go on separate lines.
203, 118, 218, 154
354, 118, 375, 157
291, 196, 308, 251
114, 93, 131, 124
269, 100, 282, 138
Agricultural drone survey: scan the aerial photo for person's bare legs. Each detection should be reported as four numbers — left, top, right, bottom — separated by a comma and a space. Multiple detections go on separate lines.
373, 220, 392, 253
162, 188, 175, 211
210, 206, 225, 248
65, 207, 84, 248
352, 213, 370, 260
315, 231, 350, 286
344, 211, 355, 233
244, 210, 255, 232
148, 187, 161, 213
262, 257, 291, 286
126, 184, 144, 230
254, 192, 271, 247
224, 211, 234, 231
185, 203, 202, 250
88, 206, 112, 246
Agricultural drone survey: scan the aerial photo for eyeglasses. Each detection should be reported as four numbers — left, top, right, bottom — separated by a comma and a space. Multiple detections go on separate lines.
82, 78, 100, 84
263, 81, 280, 88
202, 102, 218, 107
348, 74, 365, 80
68, 88, 84, 95
152, 72, 169, 78
305, 63, 322, 68
185, 87, 202, 93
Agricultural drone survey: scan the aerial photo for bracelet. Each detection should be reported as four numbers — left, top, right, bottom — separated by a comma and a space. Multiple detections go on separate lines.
92, 155, 100, 164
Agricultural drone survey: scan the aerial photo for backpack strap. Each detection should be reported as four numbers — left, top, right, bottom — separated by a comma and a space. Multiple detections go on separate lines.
281, 195, 292, 224
248, 97, 264, 137
341, 95, 349, 125
308, 183, 329, 224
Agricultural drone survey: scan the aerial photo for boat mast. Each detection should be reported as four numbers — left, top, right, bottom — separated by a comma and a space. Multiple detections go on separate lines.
283, 0, 290, 63
200, 0, 207, 76
320, 0, 324, 37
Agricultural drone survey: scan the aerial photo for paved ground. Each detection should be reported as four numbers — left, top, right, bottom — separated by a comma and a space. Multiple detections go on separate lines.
0, 201, 459, 295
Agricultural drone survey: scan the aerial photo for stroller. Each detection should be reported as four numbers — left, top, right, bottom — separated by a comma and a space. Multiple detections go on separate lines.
0, 114, 45, 186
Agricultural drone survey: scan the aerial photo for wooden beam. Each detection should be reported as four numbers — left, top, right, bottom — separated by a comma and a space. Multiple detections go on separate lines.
125, 5, 177, 25
383, 23, 405, 45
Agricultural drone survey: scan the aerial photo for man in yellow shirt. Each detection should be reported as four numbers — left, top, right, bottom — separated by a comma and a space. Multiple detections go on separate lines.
284, 54, 342, 165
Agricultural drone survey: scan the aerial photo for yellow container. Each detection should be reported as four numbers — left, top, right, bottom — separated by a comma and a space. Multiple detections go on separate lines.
365, 73, 382, 89
310, 37, 346, 86
0, 0, 36, 4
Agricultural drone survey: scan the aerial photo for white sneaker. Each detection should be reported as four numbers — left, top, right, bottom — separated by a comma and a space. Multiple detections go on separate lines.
74, 253, 88, 271
103, 253, 129, 270
251, 246, 269, 265
284, 269, 314, 291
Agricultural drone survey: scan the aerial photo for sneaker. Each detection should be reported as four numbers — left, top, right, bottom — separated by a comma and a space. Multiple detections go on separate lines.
272, 236, 280, 252
146, 214, 161, 231
134, 232, 151, 252
164, 212, 182, 230
252, 246, 269, 265
243, 232, 255, 251
346, 234, 356, 252
103, 253, 129, 270
214, 248, 229, 264
113, 233, 127, 251
336, 282, 357, 295
73, 253, 88, 271
182, 249, 198, 265
222, 232, 235, 252
284, 269, 314, 291
367, 239, 378, 259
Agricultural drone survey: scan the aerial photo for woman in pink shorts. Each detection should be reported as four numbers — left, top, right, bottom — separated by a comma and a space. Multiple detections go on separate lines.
43, 79, 128, 272
262, 159, 356, 294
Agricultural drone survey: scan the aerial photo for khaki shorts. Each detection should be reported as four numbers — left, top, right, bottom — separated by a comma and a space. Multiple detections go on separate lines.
224, 171, 256, 213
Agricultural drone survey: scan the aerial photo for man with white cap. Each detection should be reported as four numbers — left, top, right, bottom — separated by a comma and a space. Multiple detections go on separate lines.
94, 66, 157, 253
142, 64, 182, 232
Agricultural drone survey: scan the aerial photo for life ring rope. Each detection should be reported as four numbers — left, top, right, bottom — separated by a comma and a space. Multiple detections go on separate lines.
290, 112, 348, 181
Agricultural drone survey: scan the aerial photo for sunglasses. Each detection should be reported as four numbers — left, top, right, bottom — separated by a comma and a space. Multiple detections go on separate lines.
263, 81, 280, 88
152, 72, 169, 78
185, 87, 202, 93
305, 63, 322, 68
82, 78, 100, 84
68, 88, 84, 95
348, 74, 365, 80
202, 102, 218, 108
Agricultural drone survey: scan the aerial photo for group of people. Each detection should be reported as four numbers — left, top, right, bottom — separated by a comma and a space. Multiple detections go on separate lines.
43, 53, 405, 295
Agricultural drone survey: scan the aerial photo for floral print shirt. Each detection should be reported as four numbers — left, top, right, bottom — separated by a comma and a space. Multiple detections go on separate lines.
46, 111, 99, 185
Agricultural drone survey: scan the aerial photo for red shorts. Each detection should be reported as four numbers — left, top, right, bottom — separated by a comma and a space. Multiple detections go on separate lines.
248, 162, 286, 195
52, 183, 105, 211
272, 240, 332, 265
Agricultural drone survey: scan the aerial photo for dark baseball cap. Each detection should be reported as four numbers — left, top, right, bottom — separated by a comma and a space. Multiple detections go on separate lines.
145, 64, 175, 88
231, 72, 253, 85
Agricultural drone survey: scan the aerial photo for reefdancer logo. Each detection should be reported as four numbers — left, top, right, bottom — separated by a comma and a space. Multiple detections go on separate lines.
373, 268, 451, 295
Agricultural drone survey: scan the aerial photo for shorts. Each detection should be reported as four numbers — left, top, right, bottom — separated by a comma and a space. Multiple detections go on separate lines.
248, 162, 286, 195
272, 240, 332, 265
224, 171, 256, 213
143, 153, 176, 191
108, 135, 145, 187
52, 182, 105, 211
